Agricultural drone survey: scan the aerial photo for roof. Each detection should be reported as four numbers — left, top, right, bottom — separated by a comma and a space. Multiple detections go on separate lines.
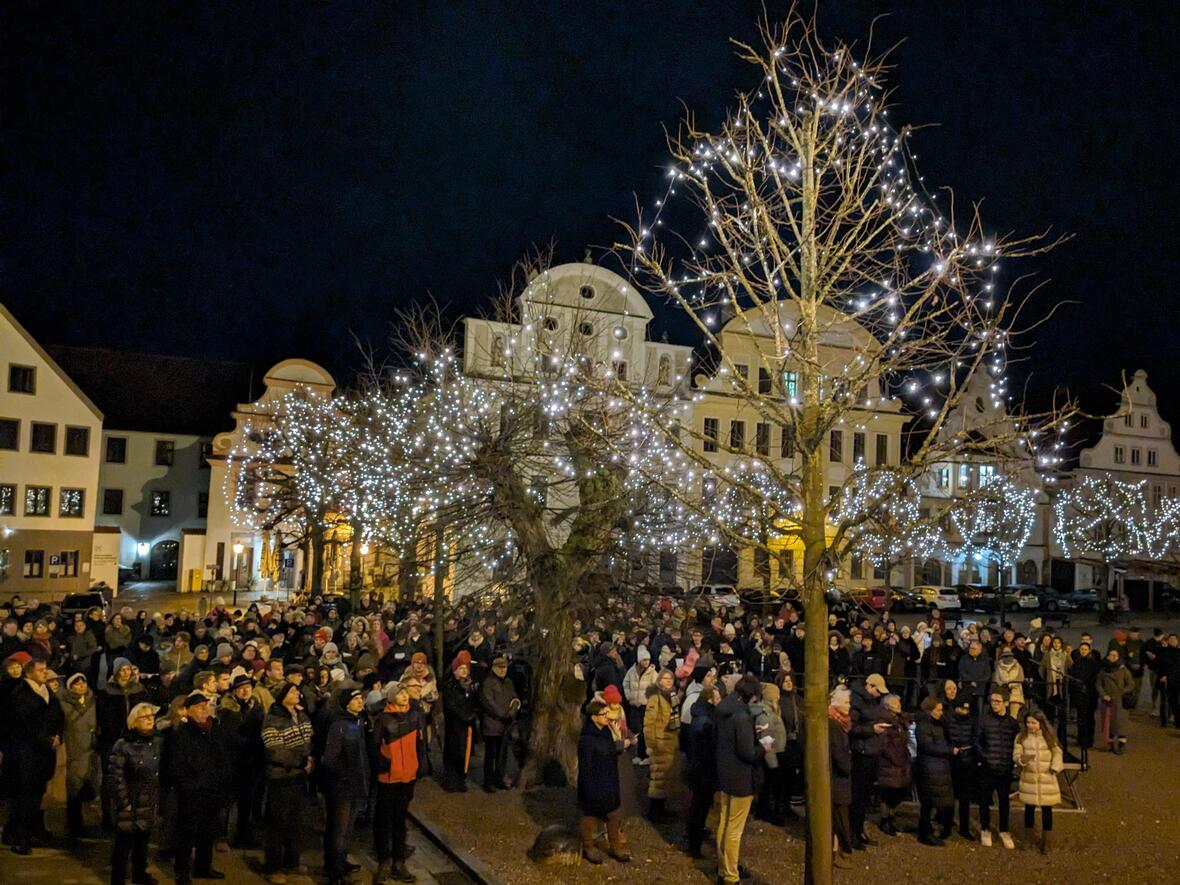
45, 345, 255, 436
1, 302, 103, 421
519, 262, 654, 321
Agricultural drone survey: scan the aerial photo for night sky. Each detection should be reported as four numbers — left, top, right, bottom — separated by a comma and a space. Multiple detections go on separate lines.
3, 2, 1177, 433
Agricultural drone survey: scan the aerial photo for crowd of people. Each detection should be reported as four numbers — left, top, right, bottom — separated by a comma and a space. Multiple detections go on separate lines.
0, 587, 1178, 885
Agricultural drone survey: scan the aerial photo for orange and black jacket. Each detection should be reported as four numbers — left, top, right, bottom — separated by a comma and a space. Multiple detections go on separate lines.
375, 703, 419, 784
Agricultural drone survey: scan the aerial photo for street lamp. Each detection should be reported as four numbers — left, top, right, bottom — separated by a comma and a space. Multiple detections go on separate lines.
231, 542, 244, 606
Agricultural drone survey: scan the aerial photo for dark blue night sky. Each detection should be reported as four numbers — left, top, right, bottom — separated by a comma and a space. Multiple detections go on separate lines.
3, 2, 1177, 428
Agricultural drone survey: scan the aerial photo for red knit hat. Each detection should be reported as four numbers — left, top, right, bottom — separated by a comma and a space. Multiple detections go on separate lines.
411, 651, 428, 666
451, 650, 472, 673
4, 651, 32, 667
602, 684, 623, 705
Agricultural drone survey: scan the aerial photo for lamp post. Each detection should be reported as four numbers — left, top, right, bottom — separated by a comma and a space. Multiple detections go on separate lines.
231, 542, 244, 606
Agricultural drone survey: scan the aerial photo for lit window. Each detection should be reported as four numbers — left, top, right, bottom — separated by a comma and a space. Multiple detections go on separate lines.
150, 490, 171, 517
958, 464, 972, 489
783, 371, 799, 400
24, 550, 44, 578
25, 486, 51, 516
979, 464, 997, 484
59, 488, 85, 518
0, 484, 14, 515
936, 467, 950, 489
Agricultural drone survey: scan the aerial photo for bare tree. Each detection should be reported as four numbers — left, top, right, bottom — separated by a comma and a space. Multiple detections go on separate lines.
615, 9, 1068, 880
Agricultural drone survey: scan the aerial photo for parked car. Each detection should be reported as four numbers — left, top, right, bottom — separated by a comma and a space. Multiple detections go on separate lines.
738, 586, 801, 608
59, 589, 112, 622
887, 589, 926, 612
1062, 588, 1115, 612
953, 584, 991, 611
912, 585, 962, 610
974, 586, 1022, 613
1032, 586, 1074, 612
688, 584, 740, 610
848, 586, 888, 611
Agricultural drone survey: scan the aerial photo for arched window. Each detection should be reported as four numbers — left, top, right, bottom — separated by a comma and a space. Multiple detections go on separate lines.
1019, 559, 1038, 584
149, 540, 180, 581
921, 558, 942, 585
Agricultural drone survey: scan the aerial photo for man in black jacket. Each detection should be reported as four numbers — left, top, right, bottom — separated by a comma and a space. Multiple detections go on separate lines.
975, 688, 1020, 849
714, 674, 763, 885
170, 693, 228, 883
684, 685, 720, 858
6, 659, 64, 854
848, 672, 890, 849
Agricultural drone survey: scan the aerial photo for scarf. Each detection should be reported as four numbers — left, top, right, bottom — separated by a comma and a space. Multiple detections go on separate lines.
828, 706, 851, 733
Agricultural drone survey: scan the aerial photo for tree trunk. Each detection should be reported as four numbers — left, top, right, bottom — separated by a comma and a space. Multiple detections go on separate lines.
1097, 561, 1115, 625
348, 517, 364, 611
433, 522, 447, 678
310, 529, 325, 594
523, 562, 581, 787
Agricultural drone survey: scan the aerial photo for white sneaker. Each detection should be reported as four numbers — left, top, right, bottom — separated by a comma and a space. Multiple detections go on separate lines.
633, 756, 650, 767
980, 830, 993, 847
999, 832, 1015, 850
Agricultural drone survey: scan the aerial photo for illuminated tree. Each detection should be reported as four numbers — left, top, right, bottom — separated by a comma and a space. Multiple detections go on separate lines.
616, 9, 1067, 880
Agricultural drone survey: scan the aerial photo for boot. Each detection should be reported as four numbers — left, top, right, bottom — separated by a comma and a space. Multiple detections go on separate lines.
878, 815, 897, 836
1039, 830, 1050, 855
373, 860, 392, 884
606, 817, 632, 863
579, 817, 605, 864
390, 865, 416, 883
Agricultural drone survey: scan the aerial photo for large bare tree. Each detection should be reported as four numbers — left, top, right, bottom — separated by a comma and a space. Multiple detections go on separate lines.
615, 9, 1067, 881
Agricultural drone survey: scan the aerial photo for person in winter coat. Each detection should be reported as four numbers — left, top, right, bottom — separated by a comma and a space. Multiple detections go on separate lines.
107, 701, 162, 885
754, 681, 789, 825
373, 682, 420, 884
170, 692, 228, 883
576, 699, 631, 864
59, 672, 101, 836
958, 641, 992, 715
684, 684, 720, 858
975, 689, 1020, 849
915, 697, 954, 846
622, 646, 658, 765
642, 668, 680, 820
1098, 649, 1134, 753
993, 648, 1026, 717
218, 674, 266, 848
828, 686, 854, 862
97, 657, 149, 828
6, 658, 64, 854
261, 682, 314, 883
478, 656, 520, 791
66, 618, 101, 682
1013, 709, 1063, 854
441, 651, 479, 792
1068, 641, 1101, 769
714, 674, 763, 885
828, 632, 852, 683
848, 672, 890, 848
944, 684, 978, 838
876, 694, 912, 837
321, 689, 371, 885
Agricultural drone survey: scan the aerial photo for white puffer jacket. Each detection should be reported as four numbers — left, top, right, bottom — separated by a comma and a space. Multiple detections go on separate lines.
1014, 732, 1063, 807
623, 662, 659, 708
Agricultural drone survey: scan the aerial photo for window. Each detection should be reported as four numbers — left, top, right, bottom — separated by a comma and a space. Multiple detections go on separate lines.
829, 485, 840, 501
758, 368, 772, 395
1153, 485, 1163, 508
199, 441, 213, 468
53, 550, 79, 578
780, 427, 795, 459
703, 418, 719, 453
103, 489, 124, 516
30, 422, 56, 453
1130, 448, 1141, 465
0, 418, 17, 450
850, 552, 864, 580
979, 464, 997, 484
65, 426, 90, 456
198, 492, 209, 518
579, 285, 596, 300
0, 549, 7, 582
729, 420, 746, 450
875, 434, 888, 466
733, 363, 749, 381
873, 564, 887, 580
24, 550, 44, 579
657, 355, 672, 386
1123, 413, 1133, 427
105, 436, 127, 463
490, 336, 505, 368
936, 466, 950, 489
613, 360, 628, 380
958, 464, 972, 489
7, 365, 35, 394
1114, 446, 1125, 464
540, 316, 558, 332
783, 371, 799, 400
59, 488, 84, 518
756, 422, 770, 456
25, 486, 50, 516
0, 484, 14, 515
753, 547, 771, 580
1147, 450, 1158, 467
150, 490, 171, 517
1141, 414, 1149, 428
155, 440, 175, 466
829, 429, 843, 462
853, 432, 865, 463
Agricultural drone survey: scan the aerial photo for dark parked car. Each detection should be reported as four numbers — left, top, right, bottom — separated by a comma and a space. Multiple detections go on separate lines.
59, 589, 112, 622
1034, 586, 1074, 612
738, 586, 801, 608
1062, 588, 1115, 612
887, 589, 926, 612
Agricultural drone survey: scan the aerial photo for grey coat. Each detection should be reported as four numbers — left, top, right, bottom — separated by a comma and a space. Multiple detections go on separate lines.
58, 688, 101, 796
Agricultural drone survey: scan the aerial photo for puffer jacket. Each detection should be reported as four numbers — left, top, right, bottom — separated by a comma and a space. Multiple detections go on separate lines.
58, 688, 101, 796
97, 679, 148, 753
976, 710, 1019, 772
107, 731, 163, 832
877, 711, 912, 789
958, 653, 992, 698
849, 683, 885, 756
643, 684, 679, 799
993, 658, 1026, 708
1014, 732, 1062, 807
322, 711, 371, 798
714, 691, 760, 797
915, 712, 953, 808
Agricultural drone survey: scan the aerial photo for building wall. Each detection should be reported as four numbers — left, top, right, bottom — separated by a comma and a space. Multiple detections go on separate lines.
95, 429, 211, 587
1, 303, 103, 599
